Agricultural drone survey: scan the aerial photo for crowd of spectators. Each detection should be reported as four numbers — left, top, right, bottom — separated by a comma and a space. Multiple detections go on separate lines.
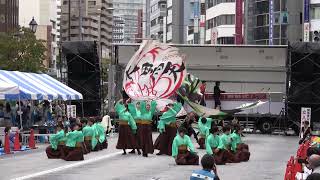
0, 101, 66, 129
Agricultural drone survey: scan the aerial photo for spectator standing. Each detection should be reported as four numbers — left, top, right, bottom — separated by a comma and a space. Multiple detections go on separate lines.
4, 103, 13, 126
300, 121, 312, 144
55, 103, 63, 119
199, 81, 207, 106
306, 155, 320, 180
190, 154, 219, 180
213, 81, 225, 109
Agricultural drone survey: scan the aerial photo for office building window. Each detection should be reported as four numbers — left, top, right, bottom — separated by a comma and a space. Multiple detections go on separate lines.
217, 37, 234, 44
212, 15, 235, 27
311, 5, 320, 20
206, 18, 214, 29
88, 1, 96, 6
151, 19, 157, 27
207, 0, 214, 8
256, 14, 269, 26
255, 1, 269, 14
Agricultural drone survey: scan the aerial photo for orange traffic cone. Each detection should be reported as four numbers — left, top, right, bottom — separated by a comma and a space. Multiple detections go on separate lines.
4, 133, 11, 154
13, 131, 21, 151
28, 129, 36, 149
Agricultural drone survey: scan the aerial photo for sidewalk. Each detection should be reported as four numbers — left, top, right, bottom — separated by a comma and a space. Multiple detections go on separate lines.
0, 144, 47, 159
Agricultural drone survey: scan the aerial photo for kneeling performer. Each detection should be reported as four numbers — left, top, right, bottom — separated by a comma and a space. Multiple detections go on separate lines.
206, 125, 227, 165
172, 127, 199, 165
231, 126, 250, 162
46, 123, 66, 159
63, 123, 84, 161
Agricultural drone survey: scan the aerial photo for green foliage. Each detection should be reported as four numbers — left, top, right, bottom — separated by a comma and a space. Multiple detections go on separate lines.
0, 28, 47, 73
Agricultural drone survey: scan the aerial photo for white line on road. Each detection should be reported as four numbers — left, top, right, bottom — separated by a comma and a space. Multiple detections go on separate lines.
11, 151, 122, 180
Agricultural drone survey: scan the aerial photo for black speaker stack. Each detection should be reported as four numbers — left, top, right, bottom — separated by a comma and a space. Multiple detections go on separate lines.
62, 41, 101, 117
287, 42, 320, 128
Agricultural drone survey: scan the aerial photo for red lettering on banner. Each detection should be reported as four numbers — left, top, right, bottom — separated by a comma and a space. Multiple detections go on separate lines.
205, 93, 268, 101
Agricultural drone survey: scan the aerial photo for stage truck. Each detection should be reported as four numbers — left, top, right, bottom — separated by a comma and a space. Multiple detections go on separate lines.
113, 43, 293, 134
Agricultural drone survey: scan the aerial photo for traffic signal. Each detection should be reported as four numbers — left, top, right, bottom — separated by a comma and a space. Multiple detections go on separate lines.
313, 31, 320, 42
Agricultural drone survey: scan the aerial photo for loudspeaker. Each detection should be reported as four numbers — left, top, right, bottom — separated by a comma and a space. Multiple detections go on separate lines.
62, 41, 101, 116
287, 42, 320, 124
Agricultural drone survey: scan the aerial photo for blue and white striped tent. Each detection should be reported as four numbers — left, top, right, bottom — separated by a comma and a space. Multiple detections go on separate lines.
0, 70, 83, 100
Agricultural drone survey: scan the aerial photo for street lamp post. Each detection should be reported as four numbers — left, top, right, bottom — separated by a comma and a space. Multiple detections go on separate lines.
107, 7, 114, 114
29, 17, 38, 33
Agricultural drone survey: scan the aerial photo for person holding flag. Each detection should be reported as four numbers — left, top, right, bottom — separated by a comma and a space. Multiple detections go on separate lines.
154, 102, 182, 156
115, 99, 138, 155
137, 100, 157, 157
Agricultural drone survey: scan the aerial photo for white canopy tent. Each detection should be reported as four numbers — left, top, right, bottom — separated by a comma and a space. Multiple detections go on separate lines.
0, 81, 19, 100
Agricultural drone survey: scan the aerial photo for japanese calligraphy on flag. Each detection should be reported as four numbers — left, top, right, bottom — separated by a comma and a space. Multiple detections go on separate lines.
123, 40, 187, 100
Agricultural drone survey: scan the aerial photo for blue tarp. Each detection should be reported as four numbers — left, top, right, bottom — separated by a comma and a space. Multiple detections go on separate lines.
0, 70, 83, 100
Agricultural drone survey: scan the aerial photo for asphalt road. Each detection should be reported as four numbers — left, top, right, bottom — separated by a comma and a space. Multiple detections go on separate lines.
0, 134, 298, 180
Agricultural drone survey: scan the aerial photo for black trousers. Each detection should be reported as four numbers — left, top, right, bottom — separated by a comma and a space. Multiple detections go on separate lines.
214, 98, 221, 109
186, 127, 199, 142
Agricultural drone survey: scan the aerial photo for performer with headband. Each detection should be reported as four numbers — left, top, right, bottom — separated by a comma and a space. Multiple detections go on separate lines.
154, 102, 182, 156
115, 99, 138, 155
137, 100, 157, 157
128, 101, 142, 155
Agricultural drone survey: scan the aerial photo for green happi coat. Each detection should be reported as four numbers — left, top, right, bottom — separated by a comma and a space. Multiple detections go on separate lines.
49, 129, 66, 150
82, 125, 97, 150
157, 102, 182, 133
230, 132, 242, 152
65, 130, 84, 148
205, 134, 225, 155
219, 133, 232, 150
115, 102, 137, 133
95, 122, 106, 143
198, 117, 213, 137
128, 102, 142, 121
171, 134, 195, 157
140, 101, 157, 120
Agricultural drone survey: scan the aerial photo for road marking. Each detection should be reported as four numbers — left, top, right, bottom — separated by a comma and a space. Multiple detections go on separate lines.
11, 151, 122, 180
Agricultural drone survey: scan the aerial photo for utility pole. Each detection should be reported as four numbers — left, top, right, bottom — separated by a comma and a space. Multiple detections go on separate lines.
68, 0, 71, 41
79, 0, 83, 40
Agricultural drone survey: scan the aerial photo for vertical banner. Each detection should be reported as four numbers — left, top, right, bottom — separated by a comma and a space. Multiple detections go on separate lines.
269, 0, 273, 45
300, 107, 311, 138
200, 0, 206, 44
304, 0, 310, 42
235, 0, 243, 44
211, 28, 218, 44
67, 105, 77, 118
194, 0, 200, 44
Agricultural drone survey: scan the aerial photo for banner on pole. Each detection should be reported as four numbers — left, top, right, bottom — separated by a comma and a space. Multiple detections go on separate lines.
123, 40, 186, 100
67, 105, 77, 118
300, 107, 311, 138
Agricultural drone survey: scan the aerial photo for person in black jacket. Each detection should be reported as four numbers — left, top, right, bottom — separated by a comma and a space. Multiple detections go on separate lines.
213, 81, 225, 109
181, 112, 199, 143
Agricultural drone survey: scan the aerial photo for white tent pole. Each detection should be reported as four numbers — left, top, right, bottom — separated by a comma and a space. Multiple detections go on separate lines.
18, 93, 23, 130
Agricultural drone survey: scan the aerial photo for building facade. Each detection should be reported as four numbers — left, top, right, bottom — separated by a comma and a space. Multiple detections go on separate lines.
0, 0, 19, 33
113, 16, 125, 43
59, 0, 113, 57
303, 0, 320, 42
245, 0, 302, 45
149, 0, 166, 42
205, 0, 236, 44
19, 0, 59, 73
113, 0, 144, 43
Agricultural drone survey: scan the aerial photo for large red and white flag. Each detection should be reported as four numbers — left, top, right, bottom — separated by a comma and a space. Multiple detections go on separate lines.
123, 40, 187, 101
